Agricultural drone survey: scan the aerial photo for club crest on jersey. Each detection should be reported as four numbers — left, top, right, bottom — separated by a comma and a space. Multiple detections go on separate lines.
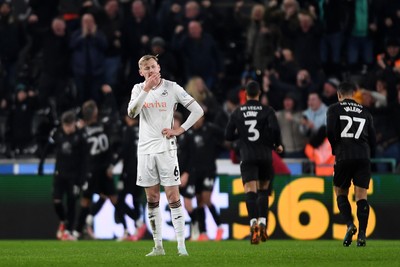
161, 89, 168, 97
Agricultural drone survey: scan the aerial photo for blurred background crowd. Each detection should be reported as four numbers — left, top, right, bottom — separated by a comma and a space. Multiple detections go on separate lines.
0, 0, 400, 173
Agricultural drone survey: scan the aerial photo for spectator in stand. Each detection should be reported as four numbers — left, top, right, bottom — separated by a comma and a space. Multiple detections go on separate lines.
343, 0, 377, 75
184, 76, 221, 123
300, 91, 327, 139
70, 13, 108, 105
0, 1, 27, 96
244, 4, 282, 74
292, 10, 323, 82
6, 83, 39, 157
374, 0, 400, 54
317, 0, 347, 78
172, 20, 224, 91
156, 0, 185, 41
266, 0, 299, 50
121, 0, 157, 87
276, 93, 307, 158
98, 0, 124, 102
361, 86, 400, 173
321, 77, 340, 106
150, 37, 179, 83
38, 17, 73, 116
27, 0, 59, 58
272, 48, 300, 85
375, 38, 400, 106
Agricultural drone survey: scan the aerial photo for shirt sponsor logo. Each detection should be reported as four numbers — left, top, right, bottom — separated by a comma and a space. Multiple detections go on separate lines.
143, 101, 167, 109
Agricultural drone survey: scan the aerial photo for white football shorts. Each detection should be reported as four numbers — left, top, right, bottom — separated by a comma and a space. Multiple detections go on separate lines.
137, 149, 181, 187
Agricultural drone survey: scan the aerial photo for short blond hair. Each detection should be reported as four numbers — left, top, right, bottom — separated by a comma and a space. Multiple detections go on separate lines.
138, 54, 158, 68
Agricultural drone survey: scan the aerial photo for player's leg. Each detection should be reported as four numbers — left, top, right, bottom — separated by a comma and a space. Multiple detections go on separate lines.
137, 153, 165, 256
73, 177, 94, 239
257, 162, 272, 242
158, 150, 188, 256
333, 161, 356, 246
354, 186, 369, 247
130, 184, 147, 240
241, 161, 259, 244
202, 175, 223, 241
145, 185, 165, 256
65, 180, 77, 235
53, 176, 66, 239
180, 181, 197, 240
165, 185, 188, 256
195, 193, 208, 241
257, 180, 270, 242
335, 186, 357, 246
353, 160, 371, 247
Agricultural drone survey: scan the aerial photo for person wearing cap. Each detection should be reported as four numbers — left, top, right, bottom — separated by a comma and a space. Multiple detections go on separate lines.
322, 77, 340, 106
150, 36, 178, 81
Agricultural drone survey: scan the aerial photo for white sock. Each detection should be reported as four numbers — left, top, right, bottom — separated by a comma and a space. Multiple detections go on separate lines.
250, 218, 257, 226
258, 217, 266, 225
148, 205, 163, 248
170, 204, 186, 248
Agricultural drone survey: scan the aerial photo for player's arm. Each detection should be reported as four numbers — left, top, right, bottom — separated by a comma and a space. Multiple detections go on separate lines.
127, 85, 149, 118
326, 106, 337, 155
163, 85, 204, 138
37, 128, 57, 175
367, 113, 377, 158
267, 109, 284, 153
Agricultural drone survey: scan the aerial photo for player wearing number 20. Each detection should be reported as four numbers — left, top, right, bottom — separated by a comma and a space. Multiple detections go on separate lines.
326, 81, 376, 247
225, 81, 283, 245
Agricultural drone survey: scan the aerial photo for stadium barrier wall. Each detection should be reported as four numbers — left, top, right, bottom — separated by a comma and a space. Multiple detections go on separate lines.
0, 160, 399, 240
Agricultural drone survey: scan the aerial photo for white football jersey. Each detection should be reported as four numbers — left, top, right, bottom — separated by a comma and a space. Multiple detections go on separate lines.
128, 79, 195, 155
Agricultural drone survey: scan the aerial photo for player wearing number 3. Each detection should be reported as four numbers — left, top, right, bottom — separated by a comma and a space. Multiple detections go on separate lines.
225, 81, 283, 244
127, 55, 204, 256
326, 81, 376, 247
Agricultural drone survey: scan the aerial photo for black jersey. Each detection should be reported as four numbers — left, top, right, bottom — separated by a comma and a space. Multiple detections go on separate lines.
120, 124, 139, 176
326, 99, 376, 161
81, 122, 113, 173
225, 100, 282, 161
186, 122, 224, 174
51, 128, 82, 178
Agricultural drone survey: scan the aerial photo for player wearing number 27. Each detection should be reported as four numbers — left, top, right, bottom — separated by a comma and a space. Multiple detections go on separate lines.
326, 81, 376, 247
225, 81, 283, 245
127, 55, 204, 256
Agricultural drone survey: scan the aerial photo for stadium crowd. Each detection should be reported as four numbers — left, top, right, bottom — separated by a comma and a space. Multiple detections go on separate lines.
1, 0, 400, 175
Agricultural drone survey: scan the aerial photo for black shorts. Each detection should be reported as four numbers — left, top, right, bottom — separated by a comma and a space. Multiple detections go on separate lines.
52, 174, 75, 199
240, 160, 273, 184
194, 171, 216, 195
82, 170, 117, 199
333, 159, 371, 189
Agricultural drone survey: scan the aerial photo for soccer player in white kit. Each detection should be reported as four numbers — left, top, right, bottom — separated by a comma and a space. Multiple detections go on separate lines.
127, 55, 204, 256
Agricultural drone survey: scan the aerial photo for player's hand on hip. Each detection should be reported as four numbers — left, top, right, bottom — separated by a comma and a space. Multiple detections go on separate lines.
162, 127, 185, 138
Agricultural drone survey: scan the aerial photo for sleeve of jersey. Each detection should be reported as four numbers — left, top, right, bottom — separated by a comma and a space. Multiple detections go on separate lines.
175, 85, 204, 131
127, 85, 148, 118
325, 106, 336, 154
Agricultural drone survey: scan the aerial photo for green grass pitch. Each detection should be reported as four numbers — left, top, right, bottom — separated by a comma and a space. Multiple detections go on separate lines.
0, 240, 399, 267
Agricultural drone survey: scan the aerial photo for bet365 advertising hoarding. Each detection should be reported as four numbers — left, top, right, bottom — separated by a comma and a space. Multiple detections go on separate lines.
0, 173, 399, 240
